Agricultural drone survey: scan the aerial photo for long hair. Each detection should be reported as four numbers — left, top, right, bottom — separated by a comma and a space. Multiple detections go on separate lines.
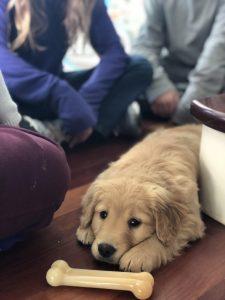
8, 0, 96, 51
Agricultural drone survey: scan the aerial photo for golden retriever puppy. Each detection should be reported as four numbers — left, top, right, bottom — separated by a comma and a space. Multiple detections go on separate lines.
76, 125, 205, 272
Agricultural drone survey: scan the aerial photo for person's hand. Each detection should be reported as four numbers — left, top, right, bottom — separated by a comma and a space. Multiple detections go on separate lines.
69, 127, 93, 148
151, 90, 180, 117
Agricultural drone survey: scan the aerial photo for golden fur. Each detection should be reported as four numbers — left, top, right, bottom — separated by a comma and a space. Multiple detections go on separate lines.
76, 125, 205, 272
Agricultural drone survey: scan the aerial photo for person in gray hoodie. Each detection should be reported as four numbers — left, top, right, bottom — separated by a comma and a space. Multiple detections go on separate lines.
133, 0, 225, 123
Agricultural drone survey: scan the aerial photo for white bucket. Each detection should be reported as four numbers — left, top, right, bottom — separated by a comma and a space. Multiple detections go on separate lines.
200, 125, 225, 225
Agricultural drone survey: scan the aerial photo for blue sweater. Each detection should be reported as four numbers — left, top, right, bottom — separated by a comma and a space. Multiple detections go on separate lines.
0, 0, 128, 133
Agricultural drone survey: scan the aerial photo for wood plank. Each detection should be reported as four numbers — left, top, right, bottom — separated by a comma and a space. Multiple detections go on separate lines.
66, 137, 133, 189
54, 185, 89, 219
199, 279, 225, 300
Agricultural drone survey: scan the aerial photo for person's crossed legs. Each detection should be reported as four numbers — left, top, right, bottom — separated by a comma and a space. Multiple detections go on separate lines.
19, 56, 153, 143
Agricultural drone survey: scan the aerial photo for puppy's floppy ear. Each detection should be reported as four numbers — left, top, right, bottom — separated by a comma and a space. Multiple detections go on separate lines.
145, 184, 187, 246
76, 182, 101, 245
79, 182, 99, 229
153, 202, 184, 246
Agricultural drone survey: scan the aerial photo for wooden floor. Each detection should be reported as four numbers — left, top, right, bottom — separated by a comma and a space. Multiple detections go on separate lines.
0, 127, 225, 300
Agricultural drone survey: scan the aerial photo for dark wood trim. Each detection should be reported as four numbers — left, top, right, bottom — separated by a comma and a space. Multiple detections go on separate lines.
191, 94, 225, 133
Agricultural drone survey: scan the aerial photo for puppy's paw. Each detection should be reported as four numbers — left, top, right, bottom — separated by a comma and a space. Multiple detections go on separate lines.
119, 247, 154, 273
76, 226, 94, 245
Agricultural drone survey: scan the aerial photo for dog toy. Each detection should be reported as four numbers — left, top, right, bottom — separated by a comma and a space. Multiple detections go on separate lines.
46, 260, 154, 299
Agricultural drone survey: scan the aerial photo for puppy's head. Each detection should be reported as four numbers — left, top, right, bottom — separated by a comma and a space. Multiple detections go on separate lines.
77, 178, 185, 264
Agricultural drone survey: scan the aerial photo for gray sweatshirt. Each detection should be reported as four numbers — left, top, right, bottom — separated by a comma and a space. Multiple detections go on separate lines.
0, 71, 21, 126
133, 0, 225, 123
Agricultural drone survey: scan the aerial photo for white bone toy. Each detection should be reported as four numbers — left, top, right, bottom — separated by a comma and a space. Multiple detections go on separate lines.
46, 260, 154, 299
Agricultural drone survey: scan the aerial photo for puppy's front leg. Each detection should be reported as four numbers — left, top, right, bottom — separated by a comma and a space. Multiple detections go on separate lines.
119, 236, 174, 272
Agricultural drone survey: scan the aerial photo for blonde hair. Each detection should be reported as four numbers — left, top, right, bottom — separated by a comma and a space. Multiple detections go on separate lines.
8, 0, 95, 51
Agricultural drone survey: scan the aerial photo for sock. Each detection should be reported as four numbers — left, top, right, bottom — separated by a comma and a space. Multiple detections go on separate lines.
0, 71, 21, 126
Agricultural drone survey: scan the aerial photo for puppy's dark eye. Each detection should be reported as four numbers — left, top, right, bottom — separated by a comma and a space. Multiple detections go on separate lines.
128, 218, 141, 228
99, 211, 108, 219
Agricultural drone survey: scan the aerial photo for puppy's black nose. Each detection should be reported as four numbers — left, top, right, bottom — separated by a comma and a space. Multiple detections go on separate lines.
98, 243, 116, 258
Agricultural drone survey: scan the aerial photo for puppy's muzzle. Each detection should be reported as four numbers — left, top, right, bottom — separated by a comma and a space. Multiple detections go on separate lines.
98, 243, 116, 258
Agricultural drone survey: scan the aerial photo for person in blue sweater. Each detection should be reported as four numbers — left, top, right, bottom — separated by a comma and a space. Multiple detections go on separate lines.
0, 0, 152, 145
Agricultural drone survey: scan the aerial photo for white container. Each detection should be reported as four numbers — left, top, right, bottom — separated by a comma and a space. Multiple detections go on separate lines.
200, 125, 225, 225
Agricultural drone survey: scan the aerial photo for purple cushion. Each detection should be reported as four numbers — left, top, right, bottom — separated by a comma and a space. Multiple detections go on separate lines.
0, 126, 71, 243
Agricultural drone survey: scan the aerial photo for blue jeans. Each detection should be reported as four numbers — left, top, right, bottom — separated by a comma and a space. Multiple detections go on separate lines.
64, 56, 152, 137
21, 56, 153, 137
